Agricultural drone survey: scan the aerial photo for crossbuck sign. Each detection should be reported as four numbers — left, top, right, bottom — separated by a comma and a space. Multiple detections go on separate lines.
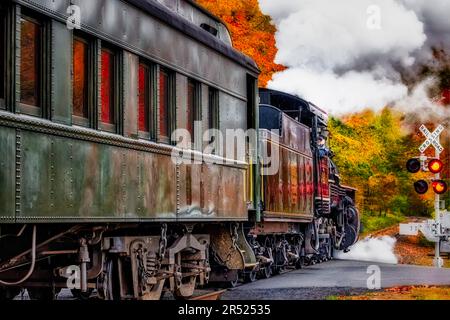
419, 124, 445, 154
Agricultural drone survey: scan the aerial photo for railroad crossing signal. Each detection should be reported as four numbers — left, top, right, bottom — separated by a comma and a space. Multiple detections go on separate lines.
406, 157, 448, 195
419, 124, 444, 154
404, 124, 447, 268
406, 124, 447, 195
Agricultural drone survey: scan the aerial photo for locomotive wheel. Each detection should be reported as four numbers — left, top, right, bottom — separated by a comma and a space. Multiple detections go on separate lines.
341, 225, 357, 251
259, 265, 272, 279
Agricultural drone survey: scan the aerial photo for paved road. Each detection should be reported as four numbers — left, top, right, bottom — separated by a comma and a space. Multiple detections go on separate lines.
222, 260, 450, 300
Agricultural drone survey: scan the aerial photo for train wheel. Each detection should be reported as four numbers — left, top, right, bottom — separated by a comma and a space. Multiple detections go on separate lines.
327, 239, 334, 261
295, 257, 304, 269
174, 276, 197, 300
259, 266, 272, 279
0, 287, 21, 300
272, 266, 284, 275
97, 257, 120, 300
244, 270, 257, 283
220, 270, 240, 288
71, 288, 93, 300
230, 278, 239, 287
341, 225, 357, 251
27, 287, 58, 300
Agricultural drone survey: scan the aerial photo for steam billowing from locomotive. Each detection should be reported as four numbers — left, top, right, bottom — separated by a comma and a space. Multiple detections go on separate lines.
259, 0, 450, 117
335, 236, 398, 264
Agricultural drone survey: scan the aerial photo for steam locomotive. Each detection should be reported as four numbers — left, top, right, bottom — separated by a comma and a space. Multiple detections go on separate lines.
0, 0, 359, 300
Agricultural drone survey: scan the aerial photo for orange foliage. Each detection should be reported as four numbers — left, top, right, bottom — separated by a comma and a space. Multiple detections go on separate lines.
339, 286, 450, 300
196, 0, 285, 87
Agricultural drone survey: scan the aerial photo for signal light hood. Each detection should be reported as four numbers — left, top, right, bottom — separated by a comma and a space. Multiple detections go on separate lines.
414, 180, 429, 194
406, 158, 421, 174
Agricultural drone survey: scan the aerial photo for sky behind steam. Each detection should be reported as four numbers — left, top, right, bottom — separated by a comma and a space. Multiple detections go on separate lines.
258, 0, 450, 115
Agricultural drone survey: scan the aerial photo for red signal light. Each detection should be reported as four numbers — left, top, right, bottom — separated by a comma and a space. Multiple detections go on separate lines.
432, 180, 448, 195
428, 159, 444, 174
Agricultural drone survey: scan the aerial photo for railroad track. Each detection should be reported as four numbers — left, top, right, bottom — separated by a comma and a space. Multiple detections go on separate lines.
188, 289, 228, 300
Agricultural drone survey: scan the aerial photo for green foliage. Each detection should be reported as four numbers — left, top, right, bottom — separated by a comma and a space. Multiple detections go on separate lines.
361, 212, 406, 234
389, 195, 409, 215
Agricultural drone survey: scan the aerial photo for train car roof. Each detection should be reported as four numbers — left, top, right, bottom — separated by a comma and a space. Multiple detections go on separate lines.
259, 88, 328, 125
183, 0, 230, 32
125, 0, 259, 73
259, 104, 311, 130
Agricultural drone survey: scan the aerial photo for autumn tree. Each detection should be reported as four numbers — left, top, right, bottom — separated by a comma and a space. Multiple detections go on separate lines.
196, 0, 285, 87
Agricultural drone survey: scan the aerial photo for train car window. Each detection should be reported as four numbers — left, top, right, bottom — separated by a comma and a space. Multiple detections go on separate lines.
187, 80, 195, 142
100, 47, 116, 132
72, 36, 89, 126
187, 79, 200, 145
200, 23, 218, 37
207, 87, 219, 154
19, 14, 42, 116
246, 76, 257, 131
138, 62, 153, 138
259, 105, 281, 132
158, 67, 172, 142
0, 7, 5, 109
208, 87, 219, 130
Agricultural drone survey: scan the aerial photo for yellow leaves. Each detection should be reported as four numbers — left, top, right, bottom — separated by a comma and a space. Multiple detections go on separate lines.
368, 173, 397, 190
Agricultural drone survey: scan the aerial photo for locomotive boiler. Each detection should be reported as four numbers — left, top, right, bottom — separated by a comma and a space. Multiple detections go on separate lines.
0, 0, 359, 300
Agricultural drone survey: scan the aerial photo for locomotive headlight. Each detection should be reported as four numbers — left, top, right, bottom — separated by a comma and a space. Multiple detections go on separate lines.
406, 158, 421, 173
432, 180, 448, 195
428, 159, 444, 174
414, 180, 429, 194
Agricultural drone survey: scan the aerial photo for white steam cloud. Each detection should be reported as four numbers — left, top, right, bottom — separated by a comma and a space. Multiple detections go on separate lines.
335, 236, 398, 264
395, 78, 450, 121
259, 0, 450, 115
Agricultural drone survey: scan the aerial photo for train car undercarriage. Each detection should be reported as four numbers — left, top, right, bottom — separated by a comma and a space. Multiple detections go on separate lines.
0, 209, 358, 300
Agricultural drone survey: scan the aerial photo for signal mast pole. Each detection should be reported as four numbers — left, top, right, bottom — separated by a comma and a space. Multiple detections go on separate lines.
433, 134, 442, 268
